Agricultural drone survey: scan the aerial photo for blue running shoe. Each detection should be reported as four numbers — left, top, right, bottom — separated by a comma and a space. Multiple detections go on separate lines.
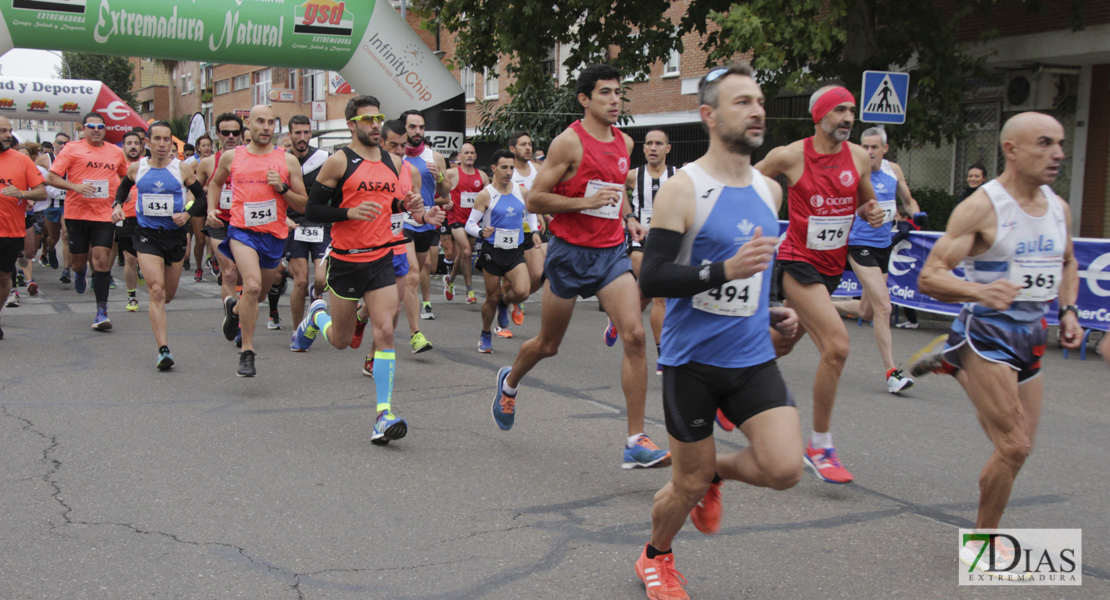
496, 301, 509, 329
370, 410, 408, 445
622, 434, 671, 470
156, 348, 175, 371
478, 331, 493, 353
492, 366, 516, 431
74, 268, 87, 294
91, 308, 112, 331
604, 318, 619, 347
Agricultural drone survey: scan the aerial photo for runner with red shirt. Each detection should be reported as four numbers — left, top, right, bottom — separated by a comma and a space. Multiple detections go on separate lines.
0, 116, 46, 339
442, 142, 487, 304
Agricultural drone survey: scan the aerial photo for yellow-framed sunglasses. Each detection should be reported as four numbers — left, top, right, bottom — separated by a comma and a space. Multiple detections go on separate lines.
349, 113, 386, 124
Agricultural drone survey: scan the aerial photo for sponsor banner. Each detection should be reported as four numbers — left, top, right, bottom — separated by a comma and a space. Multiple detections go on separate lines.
186, 112, 206, 145
0, 76, 144, 143
268, 89, 295, 102
328, 71, 352, 95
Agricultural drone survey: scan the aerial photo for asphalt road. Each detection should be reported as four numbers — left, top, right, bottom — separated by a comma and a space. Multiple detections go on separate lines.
1, 270, 1108, 599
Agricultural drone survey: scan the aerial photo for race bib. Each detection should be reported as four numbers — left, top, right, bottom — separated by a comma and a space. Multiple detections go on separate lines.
460, 192, 477, 208
640, 207, 653, 229
85, 179, 108, 199
1010, 257, 1062, 302
219, 188, 233, 210
244, 199, 277, 228
806, 215, 853, 250
294, 225, 324, 243
141, 193, 174, 217
878, 200, 896, 224
693, 272, 762, 317
391, 213, 405, 237
493, 228, 519, 250
581, 179, 622, 219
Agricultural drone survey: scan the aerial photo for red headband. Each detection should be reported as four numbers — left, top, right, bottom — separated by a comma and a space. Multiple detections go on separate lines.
811, 87, 855, 123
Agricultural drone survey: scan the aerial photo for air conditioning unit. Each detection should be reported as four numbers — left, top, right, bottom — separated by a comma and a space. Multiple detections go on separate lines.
1004, 71, 1059, 112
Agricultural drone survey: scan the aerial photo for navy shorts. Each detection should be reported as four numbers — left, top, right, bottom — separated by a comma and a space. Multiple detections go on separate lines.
544, 235, 631, 299
392, 249, 410, 277
219, 226, 285, 270
941, 309, 1047, 384
285, 226, 331, 262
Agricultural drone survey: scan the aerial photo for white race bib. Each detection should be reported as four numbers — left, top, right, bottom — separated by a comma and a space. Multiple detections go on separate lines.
640, 207, 653, 229
1010, 257, 1062, 302
294, 225, 324, 243
391, 213, 406, 237
141, 193, 174, 217
85, 179, 109, 199
493, 228, 519, 250
878, 200, 896, 224
244, 199, 277, 228
460, 192, 477, 208
219, 188, 233, 210
580, 179, 622, 219
806, 215, 853, 250
693, 272, 762, 317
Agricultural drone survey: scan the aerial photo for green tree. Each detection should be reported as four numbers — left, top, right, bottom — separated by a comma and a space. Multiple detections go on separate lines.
57, 53, 136, 109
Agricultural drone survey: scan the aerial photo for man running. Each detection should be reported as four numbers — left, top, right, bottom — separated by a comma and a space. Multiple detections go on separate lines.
634, 62, 802, 600
754, 84, 883, 484
910, 114, 1080, 555
187, 135, 214, 281
115, 131, 144, 312
205, 105, 308, 377
442, 142, 487, 306
113, 121, 208, 370
283, 114, 330, 329
45, 112, 129, 330
466, 149, 534, 353
0, 117, 47, 339
196, 114, 243, 308
833, 127, 920, 393
292, 95, 441, 444
491, 64, 670, 469
400, 109, 452, 324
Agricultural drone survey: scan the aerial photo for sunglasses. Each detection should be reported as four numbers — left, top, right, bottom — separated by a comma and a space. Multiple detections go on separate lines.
349, 113, 386, 124
219, 129, 242, 137
84, 123, 106, 130
535, 156, 545, 162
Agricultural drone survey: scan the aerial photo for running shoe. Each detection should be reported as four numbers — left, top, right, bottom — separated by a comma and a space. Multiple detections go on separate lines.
510, 303, 524, 326
895, 321, 919, 329
308, 283, 320, 302
604, 318, 619, 347
622, 434, 671, 470
26, 280, 38, 296
267, 311, 282, 330
496, 301, 509, 328
443, 275, 454, 301
209, 256, 220, 277
237, 350, 256, 377
290, 300, 325, 351
194, 268, 203, 283
370, 410, 408, 445
420, 303, 435, 320
14, 270, 24, 287
715, 408, 736, 432
492, 366, 516, 430
137, 270, 145, 286
48, 248, 58, 269
59, 268, 71, 284
221, 296, 239, 341
690, 481, 723, 535
5, 290, 19, 307
803, 442, 853, 484
466, 290, 477, 304
478, 331, 493, 353
39, 252, 48, 267
74, 268, 87, 294
635, 544, 689, 600
361, 354, 374, 378
156, 348, 175, 371
183, 258, 191, 271
126, 297, 139, 312
350, 307, 367, 349
655, 365, 663, 376
108, 276, 116, 290
494, 325, 513, 339
886, 367, 914, 393
91, 308, 112, 331
908, 334, 952, 378
410, 331, 433, 353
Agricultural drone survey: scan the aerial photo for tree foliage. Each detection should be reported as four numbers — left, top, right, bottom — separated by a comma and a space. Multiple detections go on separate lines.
57, 53, 136, 109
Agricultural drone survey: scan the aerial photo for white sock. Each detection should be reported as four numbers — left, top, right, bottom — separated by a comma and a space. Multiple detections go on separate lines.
627, 433, 644, 448
501, 380, 518, 395
811, 430, 833, 449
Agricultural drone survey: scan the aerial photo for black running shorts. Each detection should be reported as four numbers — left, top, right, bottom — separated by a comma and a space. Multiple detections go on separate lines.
66, 218, 115, 254
325, 253, 396, 301
662, 360, 795, 443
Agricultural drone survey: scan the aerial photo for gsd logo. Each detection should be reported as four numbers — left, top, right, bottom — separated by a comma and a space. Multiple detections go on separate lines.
294, 0, 353, 36
59, 102, 81, 113
27, 100, 48, 112
13, 0, 85, 14
0, 98, 15, 110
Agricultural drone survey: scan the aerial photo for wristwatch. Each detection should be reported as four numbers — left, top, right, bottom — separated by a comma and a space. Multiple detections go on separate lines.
277, 182, 290, 194
1058, 304, 1079, 320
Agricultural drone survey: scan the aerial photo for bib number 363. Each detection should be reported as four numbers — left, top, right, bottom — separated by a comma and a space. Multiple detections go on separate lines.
1010, 257, 1062, 302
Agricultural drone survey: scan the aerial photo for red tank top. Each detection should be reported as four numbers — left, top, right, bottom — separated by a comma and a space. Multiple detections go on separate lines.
448, 166, 484, 225
331, 148, 399, 263
122, 163, 138, 218
548, 120, 629, 248
213, 151, 233, 222
777, 137, 860, 276
230, 147, 290, 238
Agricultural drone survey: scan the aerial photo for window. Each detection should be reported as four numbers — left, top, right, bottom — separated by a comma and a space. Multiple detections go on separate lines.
302, 69, 326, 102
253, 68, 271, 105
215, 79, 230, 95
483, 65, 499, 99
663, 49, 680, 77
182, 73, 194, 95
232, 74, 249, 91
462, 67, 475, 102
540, 46, 558, 81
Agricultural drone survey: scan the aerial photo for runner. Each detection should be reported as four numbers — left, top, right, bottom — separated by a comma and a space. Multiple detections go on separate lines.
754, 84, 884, 484
620, 129, 675, 372
45, 112, 130, 331
633, 63, 802, 600
112, 121, 208, 370
186, 135, 214, 281
114, 131, 144, 312
196, 113, 242, 307
400, 109, 452, 326
832, 127, 920, 393
466, 149, 535, 353
204, 105, 308, 377
283, 115, 330, 329
292, 95, 442, 444
0, 117, 47, 338
40, 135, 68, 276
908, 113, 1079, 570
491, 65, 671, 469
442, 142, 487, 306
502, 130, 544, 336
16, 143, 48, 298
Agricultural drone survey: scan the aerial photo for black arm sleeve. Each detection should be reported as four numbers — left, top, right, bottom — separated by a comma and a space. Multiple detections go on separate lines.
186, 180, 207, 217
114, 176, 134, 207
303, 182, 348, 223
639, 228, 729, 298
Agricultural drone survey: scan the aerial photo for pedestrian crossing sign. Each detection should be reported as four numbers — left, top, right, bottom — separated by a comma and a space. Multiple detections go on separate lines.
861, 71, 909, 124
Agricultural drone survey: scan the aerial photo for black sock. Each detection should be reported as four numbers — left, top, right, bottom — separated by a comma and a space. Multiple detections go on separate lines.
268, 286, 280, 313
645, 544, 671, 559
656, 343, 661, 357
92, 271, 111, 306
128, 289, 137, 298
712, 473, 722, 485
159, 345, 169, 354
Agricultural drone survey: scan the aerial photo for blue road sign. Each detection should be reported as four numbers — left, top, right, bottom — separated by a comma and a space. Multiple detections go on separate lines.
861, 71, 909, 124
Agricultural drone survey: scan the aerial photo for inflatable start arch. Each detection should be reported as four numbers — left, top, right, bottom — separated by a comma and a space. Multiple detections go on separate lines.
0, 0, 465, 152
0, 75, 148, 144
